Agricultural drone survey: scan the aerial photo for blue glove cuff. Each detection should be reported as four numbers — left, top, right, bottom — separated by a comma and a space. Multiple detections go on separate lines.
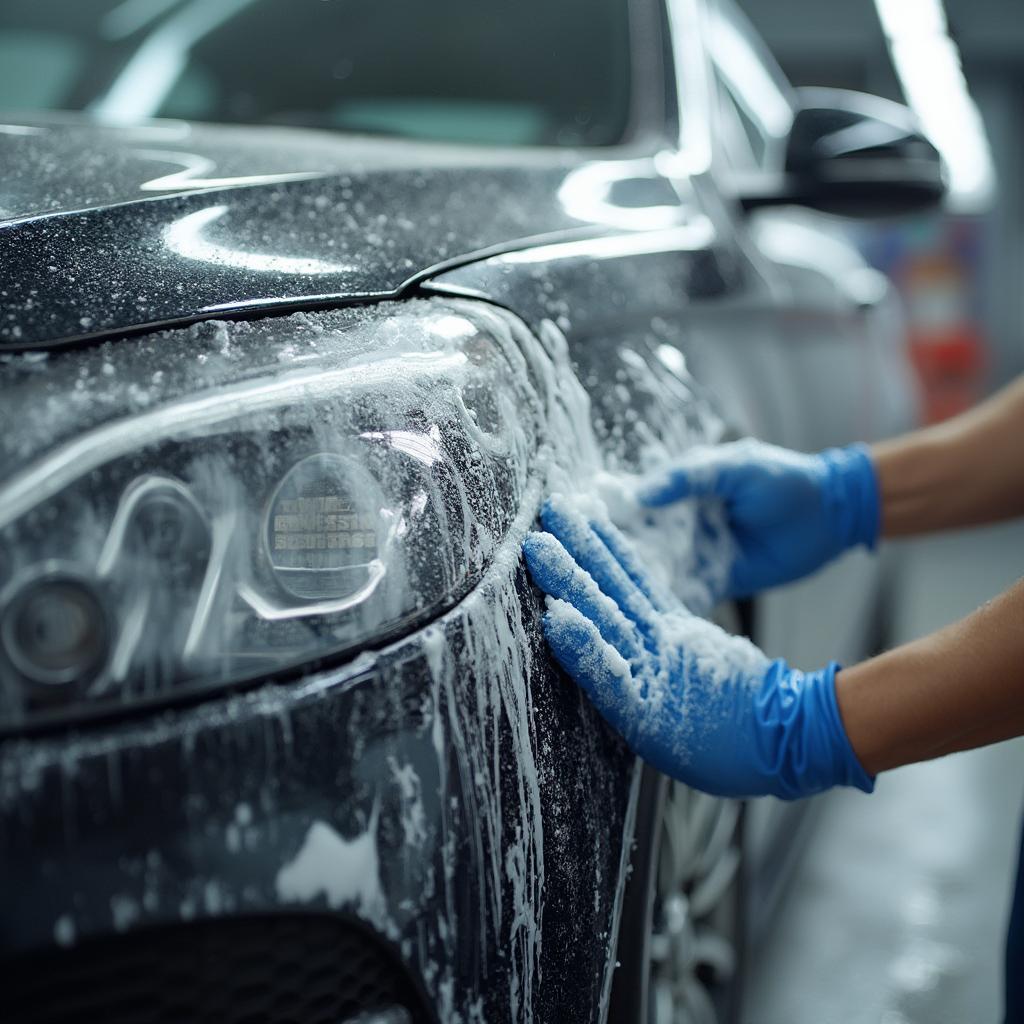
812, 661, 876, 795
820, 443, 881, 552
756, 660, 876, 800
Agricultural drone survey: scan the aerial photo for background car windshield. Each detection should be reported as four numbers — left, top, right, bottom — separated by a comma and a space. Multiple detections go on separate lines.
0, 0, 633, 147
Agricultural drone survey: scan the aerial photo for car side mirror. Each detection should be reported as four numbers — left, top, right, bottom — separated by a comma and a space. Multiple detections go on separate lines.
742, 87, 947, 218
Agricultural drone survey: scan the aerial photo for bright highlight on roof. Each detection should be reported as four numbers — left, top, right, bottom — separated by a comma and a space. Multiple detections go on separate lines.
875, 0, 948, 39
874, 0, 995, 212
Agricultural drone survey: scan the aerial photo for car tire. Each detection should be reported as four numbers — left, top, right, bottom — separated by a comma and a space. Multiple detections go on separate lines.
608, 764, 746, 1024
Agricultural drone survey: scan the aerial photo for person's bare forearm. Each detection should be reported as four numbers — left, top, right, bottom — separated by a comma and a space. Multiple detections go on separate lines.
872, 375, 1024, 536
836, 578, 1024, 775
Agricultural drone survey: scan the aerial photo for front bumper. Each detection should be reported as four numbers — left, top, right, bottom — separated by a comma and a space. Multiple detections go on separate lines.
0, 558, 635, 1023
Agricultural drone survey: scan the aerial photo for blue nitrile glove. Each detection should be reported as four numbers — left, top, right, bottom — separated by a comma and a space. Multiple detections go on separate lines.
522, 495, 874, 800
638, 439, 880, 599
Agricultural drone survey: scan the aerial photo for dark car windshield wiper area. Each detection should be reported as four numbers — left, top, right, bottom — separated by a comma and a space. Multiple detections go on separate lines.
0, 0, 633, 147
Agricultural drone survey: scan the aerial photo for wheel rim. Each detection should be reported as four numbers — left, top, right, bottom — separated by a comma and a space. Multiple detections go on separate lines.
647, 784, 743, 1024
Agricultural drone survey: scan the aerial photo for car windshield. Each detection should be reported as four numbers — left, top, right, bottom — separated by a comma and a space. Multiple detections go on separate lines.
0, 0, 633, 147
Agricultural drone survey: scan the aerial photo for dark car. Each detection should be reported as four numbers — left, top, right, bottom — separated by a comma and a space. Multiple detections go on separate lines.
0, 0, 941, 1021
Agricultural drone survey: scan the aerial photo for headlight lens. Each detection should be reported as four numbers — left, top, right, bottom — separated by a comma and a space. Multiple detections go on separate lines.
262, 452, 386, 603
0, 300, 541, 729
1, 567, 110, 692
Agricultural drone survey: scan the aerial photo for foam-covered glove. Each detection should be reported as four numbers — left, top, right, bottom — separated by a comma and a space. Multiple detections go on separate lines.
639, 439, 880, 599
523, 495, 874, 800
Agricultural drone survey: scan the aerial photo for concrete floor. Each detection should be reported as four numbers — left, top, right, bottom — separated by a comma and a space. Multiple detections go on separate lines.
747, 520, 1024, 1024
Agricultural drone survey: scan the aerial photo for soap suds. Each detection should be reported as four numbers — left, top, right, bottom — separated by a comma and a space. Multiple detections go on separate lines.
275, 802, 391, 933
543, 597, 632, 683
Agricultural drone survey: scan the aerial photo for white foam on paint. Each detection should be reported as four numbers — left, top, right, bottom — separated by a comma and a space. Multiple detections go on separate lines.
275, 802, 390, 931
401, 299, 734, 1022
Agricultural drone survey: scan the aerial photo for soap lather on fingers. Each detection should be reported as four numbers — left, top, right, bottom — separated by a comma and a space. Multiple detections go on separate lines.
522, 495, 875, 801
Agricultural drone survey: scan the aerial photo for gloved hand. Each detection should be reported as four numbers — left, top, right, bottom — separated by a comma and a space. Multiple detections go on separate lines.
523, 495, 874, 800
638, 439, 880, 599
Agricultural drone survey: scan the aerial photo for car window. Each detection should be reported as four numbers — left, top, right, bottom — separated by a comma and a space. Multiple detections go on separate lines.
706, 0, 794, 170
0, 0, 633, 148
712, 70, 763, 171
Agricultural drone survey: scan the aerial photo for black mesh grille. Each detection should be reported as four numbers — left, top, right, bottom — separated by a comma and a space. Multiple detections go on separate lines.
2, 914, 433, 1024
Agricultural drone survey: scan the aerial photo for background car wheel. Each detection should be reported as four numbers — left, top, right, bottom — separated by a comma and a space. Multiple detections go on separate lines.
649, 779, 745, 1024
609, 767, 746, 1024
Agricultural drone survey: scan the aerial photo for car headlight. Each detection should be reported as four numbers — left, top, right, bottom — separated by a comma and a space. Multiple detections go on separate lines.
0, 300, 543, 730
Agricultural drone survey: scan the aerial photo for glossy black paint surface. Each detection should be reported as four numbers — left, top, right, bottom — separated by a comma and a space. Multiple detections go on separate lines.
0, 118, 692, 350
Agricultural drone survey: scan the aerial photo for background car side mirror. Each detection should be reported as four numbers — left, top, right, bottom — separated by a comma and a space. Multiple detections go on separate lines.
742, 87, 947, 218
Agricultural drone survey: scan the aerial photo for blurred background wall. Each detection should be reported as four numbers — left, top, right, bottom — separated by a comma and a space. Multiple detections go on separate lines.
739, 0, 1023, 413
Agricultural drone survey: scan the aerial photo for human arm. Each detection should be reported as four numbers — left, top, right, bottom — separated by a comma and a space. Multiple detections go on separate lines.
836, 577, 1024, 773
639, 375, 1024, 598
874, 375, 1024, 536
